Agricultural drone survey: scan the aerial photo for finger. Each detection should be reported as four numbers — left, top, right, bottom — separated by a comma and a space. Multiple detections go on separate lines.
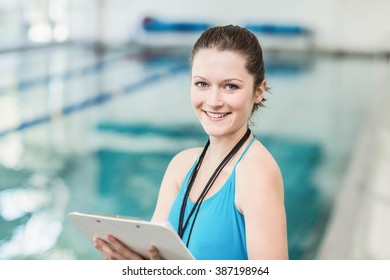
148, 245, 162, 260
93, 237, 118, 259
107, 234, 144, 260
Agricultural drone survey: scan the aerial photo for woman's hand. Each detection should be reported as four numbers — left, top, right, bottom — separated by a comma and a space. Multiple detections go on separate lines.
93, 234, 162, 260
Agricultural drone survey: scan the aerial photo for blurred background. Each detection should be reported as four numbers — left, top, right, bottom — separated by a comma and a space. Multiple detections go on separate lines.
0, 0, 389, 260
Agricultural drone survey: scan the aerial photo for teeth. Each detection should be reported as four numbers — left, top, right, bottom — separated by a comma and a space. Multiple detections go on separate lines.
206, 112, 228, 118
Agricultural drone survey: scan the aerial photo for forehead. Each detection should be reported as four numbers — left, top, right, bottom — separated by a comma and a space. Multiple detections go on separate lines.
192, 48, 249, 78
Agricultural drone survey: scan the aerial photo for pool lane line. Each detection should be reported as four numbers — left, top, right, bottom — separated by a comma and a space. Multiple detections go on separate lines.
0, 48, 179, 96
0, 63, 188, 138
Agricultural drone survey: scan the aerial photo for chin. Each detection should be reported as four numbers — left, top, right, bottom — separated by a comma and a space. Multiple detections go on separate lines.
200, 124, 231, 138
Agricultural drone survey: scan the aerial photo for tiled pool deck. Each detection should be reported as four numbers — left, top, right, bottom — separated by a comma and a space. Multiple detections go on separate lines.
318, 60, 390, 260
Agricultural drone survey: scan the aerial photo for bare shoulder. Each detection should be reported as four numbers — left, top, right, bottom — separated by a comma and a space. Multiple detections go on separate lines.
170, 147, 203, 164
168, 147, 203, 171
151, 147, 203, 222
238, 139, 282, 183
235, 139, 284, 210
165, 147, 203, 189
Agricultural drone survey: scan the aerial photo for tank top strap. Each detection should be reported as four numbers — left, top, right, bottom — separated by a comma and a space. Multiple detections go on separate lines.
233, 136, 255, 169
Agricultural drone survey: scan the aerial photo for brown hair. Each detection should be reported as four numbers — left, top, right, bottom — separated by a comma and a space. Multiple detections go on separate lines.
191, 25, 267, 113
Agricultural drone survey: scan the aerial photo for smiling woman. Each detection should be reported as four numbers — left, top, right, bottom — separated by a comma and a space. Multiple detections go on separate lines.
94, 25, 288, 260
190, 48, 264, 138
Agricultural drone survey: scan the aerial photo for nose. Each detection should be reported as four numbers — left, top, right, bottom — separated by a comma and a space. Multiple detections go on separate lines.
206, 87, 223, 107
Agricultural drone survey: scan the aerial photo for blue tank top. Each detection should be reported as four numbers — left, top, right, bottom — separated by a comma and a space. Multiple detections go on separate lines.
168, 138, 255, 260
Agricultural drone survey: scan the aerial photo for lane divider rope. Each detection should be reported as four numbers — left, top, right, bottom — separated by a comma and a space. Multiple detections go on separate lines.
0, 63, 188, 138
0, 48, 177, 96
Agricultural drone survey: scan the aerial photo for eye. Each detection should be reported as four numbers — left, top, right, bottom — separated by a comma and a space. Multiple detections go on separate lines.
195, 81, 208, 88
225, 84, 238, 90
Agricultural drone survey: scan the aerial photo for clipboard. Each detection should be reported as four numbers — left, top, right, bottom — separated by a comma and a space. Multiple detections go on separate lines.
68, 212, 194, 260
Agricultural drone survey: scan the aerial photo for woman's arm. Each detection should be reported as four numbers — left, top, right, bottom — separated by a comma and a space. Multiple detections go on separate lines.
236, 152, 289, 260
94, 149, 197, 259
151, 148, 200, 222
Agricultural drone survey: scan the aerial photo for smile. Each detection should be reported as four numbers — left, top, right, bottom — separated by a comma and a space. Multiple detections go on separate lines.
204, 111, 231, 119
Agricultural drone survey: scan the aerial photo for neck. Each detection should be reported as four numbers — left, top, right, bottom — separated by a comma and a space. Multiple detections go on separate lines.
206, 126, 250, 163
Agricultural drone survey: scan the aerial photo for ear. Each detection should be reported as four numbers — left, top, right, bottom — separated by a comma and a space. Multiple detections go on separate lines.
254, 80, 266, 104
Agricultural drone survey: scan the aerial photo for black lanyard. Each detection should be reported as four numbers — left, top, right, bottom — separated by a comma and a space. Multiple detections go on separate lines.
178, 128, 252, 247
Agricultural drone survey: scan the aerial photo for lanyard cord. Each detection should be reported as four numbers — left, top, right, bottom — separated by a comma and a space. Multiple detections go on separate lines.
178, 128, 252, 247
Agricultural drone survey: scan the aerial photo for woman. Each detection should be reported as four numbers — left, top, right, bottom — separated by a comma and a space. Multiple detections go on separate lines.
94, 25, 288, 260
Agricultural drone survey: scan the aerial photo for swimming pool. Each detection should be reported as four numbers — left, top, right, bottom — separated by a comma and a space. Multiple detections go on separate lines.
0, 44, 378, 259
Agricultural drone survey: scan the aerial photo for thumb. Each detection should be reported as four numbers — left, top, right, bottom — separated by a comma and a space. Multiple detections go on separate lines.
148, 245, 162, 260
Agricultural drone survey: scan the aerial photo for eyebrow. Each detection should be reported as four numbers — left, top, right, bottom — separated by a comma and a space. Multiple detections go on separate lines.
192, 76, 244, 83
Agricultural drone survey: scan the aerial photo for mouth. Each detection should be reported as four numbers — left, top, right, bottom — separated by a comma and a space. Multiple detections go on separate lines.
203, 110, 231, 119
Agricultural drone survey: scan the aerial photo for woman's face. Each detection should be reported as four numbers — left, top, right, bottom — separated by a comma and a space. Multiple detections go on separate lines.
191, 48, 264, 138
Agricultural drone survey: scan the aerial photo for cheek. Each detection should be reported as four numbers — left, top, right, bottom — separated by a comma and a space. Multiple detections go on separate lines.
228, 95, 255, 120
190, 91, 202, 109
228, 95, 251, 111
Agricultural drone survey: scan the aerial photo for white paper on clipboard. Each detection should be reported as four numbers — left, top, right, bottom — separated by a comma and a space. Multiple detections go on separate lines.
68, 212, 194, 260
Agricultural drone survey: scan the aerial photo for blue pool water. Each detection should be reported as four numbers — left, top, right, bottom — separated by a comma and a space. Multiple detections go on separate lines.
0, 45, 376, 259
